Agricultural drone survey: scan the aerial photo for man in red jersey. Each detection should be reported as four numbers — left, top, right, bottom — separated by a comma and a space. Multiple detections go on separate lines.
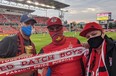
39, 17, 85, 76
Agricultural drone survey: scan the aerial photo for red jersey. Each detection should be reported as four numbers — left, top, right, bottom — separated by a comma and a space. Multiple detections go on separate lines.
42, 37, 84, 76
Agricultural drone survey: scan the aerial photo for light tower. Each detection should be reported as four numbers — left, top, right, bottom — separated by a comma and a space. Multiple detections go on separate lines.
59, 9, 68, 24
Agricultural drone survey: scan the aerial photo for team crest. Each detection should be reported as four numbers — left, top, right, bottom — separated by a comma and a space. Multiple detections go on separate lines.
51, 17, 57, 23
68, 42, 73, 49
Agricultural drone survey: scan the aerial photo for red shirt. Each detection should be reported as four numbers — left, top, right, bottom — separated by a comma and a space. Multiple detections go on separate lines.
42, 37, 84, 76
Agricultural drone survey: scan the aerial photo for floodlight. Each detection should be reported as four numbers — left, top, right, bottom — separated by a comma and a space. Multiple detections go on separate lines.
35, 2, 39, 5
51, 6, 55, 9
18, 0, 23, 2
40, 4, 46, 7
27, 0, 32, 4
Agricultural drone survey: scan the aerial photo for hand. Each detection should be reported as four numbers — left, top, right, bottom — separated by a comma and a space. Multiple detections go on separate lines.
14, 53, 33, 60
14, 71, 33, 76
82, 42, 90, 49
38, 67, 48, 76
18, 53, 33, 57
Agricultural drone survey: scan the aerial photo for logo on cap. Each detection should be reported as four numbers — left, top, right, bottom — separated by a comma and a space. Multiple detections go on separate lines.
51, 17, 57, 23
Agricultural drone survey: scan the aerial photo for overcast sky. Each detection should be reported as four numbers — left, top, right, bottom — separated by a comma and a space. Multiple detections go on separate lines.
32, 0, 116, 23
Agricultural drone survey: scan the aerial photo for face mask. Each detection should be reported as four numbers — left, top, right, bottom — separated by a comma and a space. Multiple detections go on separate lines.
21, 25, 32, 37
88, 35, 104, 48
49, 28, 64, 42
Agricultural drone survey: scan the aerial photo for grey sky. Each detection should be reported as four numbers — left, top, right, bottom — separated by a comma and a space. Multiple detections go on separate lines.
33, 0, 116, 23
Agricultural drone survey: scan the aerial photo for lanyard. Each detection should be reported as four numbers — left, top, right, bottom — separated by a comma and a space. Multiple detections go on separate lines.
101, 41, 109, 76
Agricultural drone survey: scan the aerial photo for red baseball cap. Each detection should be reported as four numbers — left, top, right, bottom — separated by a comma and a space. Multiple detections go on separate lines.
46, 17, 62, 27
80, 22, 103, 37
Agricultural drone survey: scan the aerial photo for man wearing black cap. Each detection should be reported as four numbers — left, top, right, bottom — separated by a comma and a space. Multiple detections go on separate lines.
0, 14, 37, 76
80, 22, 116, 76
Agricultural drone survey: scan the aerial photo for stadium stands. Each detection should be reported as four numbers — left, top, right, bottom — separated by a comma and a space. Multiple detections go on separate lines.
0, 25, 18, 35
34, 26, 48, 34
63, 27, 69, 32
0, 13, 50, 35
0, 0, 70, 36
34, 16, 49, 24
0, 14, 7, 23
1, 13, 116, 35
0, 14, 20, 23
0, 14, 49, 24
34, 26, 69, 34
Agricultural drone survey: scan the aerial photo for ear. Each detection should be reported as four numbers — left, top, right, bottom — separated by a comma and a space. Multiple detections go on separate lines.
32, 25, 34, 28
102, 30, 105, 34
101, 30, 105, 38
18, 24, 21, 29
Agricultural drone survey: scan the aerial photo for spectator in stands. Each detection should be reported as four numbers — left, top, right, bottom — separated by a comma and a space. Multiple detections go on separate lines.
0, 14, 37, 76
80, 22, 116, 76
39, 17, 85, 76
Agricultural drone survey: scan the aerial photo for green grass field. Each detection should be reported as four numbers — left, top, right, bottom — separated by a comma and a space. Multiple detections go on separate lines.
31, 32, 116, 53
0, 32, 116, 53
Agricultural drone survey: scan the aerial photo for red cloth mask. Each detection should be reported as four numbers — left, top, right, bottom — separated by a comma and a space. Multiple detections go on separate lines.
49, 28, 65, 44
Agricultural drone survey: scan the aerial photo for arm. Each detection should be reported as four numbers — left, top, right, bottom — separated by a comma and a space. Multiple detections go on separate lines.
38, 49, 51, 76
76, 38, 90, 49
81, 42, 90, 49
0, 36, 32, 60
0, 35, 21, 58
0, 36, 34, 76
0, 36, 12, 58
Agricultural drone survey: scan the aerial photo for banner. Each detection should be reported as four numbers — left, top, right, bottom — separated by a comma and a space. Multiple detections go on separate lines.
0, 47, 86, 75
96, 12, 111, 21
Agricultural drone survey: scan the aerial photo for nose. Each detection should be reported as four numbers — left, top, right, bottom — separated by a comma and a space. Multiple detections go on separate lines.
88, 35, 95, 39
53, 28, 58, 31
89, 35, 93, 39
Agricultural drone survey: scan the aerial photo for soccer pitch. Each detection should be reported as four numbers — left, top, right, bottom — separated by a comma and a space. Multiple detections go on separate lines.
0, 32, 116, 53
30, 32, 116, 53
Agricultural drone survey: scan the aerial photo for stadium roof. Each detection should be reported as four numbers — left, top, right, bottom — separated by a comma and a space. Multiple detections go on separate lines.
0, 5, 35, 13
6, 0, 70, 9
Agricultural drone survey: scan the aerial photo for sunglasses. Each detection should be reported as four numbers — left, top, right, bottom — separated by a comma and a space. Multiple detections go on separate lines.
48, 25, 63, 32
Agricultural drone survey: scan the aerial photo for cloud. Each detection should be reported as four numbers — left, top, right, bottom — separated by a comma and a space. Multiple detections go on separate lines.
81, 7, 104, 13
81, 8, 96, 13
33, 0, 116, 23
68, 9, 78, 14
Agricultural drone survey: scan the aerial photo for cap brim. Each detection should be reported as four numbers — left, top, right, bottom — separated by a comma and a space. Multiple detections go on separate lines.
47, 24, 63, 28
80, 28, 98, 37
24, 18, 37, 23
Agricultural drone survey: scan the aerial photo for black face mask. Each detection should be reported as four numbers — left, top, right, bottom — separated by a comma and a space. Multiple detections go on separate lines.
88, 36, 104, 48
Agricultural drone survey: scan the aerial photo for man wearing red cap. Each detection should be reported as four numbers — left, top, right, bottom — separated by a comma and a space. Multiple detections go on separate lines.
39, 17, 85, 76
80, 22, 116, 76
